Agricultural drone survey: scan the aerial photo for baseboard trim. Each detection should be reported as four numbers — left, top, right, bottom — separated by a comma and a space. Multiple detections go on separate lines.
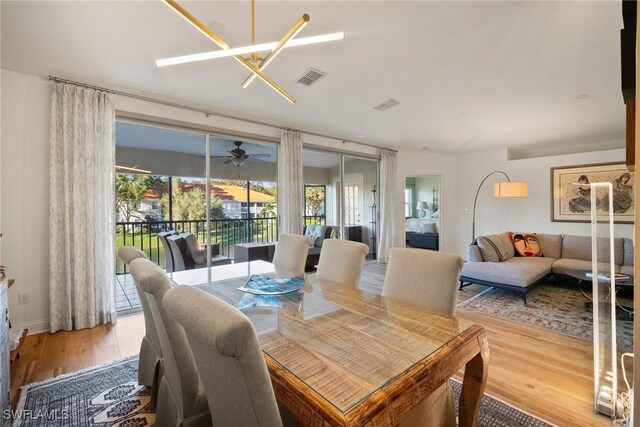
13, 319, 50, 335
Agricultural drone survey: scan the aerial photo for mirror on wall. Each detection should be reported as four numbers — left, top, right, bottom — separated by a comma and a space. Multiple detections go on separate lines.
404, 176, 441, 251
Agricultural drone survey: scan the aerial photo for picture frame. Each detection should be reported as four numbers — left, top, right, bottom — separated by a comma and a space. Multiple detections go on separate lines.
550, 162, 635, 223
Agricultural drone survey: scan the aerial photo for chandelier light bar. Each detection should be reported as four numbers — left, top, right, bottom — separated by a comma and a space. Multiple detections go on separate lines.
155, 32, 344, 68
162, 0, 297, 103
241, 14, 309, 88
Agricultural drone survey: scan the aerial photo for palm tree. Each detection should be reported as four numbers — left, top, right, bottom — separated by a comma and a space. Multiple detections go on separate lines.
259, 202, 276, 218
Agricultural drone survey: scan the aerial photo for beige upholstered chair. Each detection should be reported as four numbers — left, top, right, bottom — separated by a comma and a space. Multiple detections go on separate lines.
129, 259, 211, 427
382, 247, 464, 427
273, 234, 310, 278
117, 246, 162, 399
316, 239, 369, 287
163, 285, 284, 427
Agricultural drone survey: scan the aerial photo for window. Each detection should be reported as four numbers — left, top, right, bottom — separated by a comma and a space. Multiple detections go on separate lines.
405, 188, 413, 217
344, 185, 360, 225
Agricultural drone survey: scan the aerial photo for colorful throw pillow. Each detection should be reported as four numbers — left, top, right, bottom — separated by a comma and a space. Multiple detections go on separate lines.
509, 232, 543, 257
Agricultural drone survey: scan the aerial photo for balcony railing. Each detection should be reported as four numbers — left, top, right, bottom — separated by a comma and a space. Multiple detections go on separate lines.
116, 217, 278, 274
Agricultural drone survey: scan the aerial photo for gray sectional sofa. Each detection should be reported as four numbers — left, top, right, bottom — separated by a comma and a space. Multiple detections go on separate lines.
459, 232, 634, 304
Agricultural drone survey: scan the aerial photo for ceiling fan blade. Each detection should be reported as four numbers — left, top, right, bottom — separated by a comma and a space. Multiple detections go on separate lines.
224, 158, 234, 164
211, 155, 233, 158
246, 157, 266, 163
250, 154, 271, 158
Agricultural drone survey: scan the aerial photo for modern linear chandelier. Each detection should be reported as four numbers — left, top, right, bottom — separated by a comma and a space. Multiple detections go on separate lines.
158, 0, 344, 103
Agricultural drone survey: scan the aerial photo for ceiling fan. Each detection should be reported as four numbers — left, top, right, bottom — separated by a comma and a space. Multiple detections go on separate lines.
212, 141, 271, 167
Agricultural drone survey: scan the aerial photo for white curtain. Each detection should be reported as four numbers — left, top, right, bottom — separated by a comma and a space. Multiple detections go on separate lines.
278, 128, 304, 235
378, 149, 404, 263
49, 82, 116, 332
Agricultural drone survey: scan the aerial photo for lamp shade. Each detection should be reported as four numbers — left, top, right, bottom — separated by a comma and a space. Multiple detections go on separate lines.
416, 201, 429, 210
493, 182, 528, 198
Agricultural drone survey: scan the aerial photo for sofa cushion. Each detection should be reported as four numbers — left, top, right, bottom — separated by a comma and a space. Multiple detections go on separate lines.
467, 245, 483, 263
476, 233, 514, 262
561, 235, 624, 265
461, 257, 553, 288
551, 258, 620, 276
305, 225, 327, 248
536, 234, 562, 259
307, 246, 322, 256
623, 238, 634, 266
509, 232, 542, 257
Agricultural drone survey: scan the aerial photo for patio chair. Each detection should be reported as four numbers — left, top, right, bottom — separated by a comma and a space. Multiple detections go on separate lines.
183, 233, 231, 268
167, 234, 193, 272
158, 231, 175, 272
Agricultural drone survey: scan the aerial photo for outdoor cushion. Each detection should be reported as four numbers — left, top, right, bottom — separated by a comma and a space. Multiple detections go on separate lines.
477, 232, 514, 262
561, 235, 624, 265
623, 238, 634, 266
620, 265, 634, 275
552, 258, 620, 276
184, 234, 205, 265
461, 257, 553, 288
536, 233, 562, 260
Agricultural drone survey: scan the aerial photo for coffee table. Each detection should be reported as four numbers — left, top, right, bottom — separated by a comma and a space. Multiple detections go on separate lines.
565, 269, 634, 321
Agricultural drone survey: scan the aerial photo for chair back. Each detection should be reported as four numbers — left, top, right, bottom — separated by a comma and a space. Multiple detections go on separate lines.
164, 285, 283, 427
184, 233, 206, 265
273, 234, 309, 278
316, 239, 369, 287
116, 246, 161, 388
117, 246, 148, 264
382, 248, 463, 316
158, 231, 175, 272
167, 234, 191, 271
129, 258, 207, 423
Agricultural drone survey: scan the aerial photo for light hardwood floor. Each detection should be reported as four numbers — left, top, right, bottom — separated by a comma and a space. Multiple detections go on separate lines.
11, 263, 622, 426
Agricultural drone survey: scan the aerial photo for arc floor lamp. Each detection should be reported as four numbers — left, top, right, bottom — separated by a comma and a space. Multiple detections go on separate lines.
472, 171, 528, 241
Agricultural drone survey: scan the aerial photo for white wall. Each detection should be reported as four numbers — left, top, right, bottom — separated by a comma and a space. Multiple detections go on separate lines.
452, 147, 633, 256
414, 176, 440, 216
1, 69, 51, 333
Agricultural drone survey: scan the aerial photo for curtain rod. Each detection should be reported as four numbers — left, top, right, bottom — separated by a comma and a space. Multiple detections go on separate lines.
48, 76, 398, 153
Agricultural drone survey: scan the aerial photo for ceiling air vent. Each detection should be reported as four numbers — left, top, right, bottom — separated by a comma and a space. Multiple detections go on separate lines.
374, 99, 400, 112
297, 68, 326, 86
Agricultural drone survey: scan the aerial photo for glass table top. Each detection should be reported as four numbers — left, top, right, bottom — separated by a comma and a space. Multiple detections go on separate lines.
170, 261, 473, 413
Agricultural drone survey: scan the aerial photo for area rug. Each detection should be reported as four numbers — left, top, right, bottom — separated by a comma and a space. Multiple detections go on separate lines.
15, 356, 154, 426
458, 283, 634, 351
15, 357, 552, 426
450, 379, 553, 427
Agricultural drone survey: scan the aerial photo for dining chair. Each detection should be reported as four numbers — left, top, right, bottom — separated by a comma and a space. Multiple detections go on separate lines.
272, 234, 310, 278
116, 246, 161, 403
129, 258, 211, 427
163, 285, 285, 427
158, 231, 175, 272
316, 239, 369, 287
382, 247, 464, 427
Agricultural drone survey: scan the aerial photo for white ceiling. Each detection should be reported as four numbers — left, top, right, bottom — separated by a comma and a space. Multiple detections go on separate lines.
1, 1, 626, 153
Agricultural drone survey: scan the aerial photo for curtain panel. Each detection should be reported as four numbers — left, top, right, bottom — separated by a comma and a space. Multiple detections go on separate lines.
277, 129, 304, 235
377, 149, 404, 263
49, 82, 117, 332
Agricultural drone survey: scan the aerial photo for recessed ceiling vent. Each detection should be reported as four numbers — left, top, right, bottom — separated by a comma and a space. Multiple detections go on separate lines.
297, 68, 326, 86
374, 99, 400, 112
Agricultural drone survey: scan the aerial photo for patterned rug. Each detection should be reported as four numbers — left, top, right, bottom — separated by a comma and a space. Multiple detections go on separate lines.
15, 356, 552, 426
458, 283, 634, 351
15, 356, 154, 426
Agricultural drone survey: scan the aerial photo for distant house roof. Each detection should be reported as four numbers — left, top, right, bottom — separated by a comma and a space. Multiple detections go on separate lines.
179, 183, 275, 203
212, 185, 275, 203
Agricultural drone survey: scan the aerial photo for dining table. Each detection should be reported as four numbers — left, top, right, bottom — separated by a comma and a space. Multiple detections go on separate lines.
169, 261, 489, 427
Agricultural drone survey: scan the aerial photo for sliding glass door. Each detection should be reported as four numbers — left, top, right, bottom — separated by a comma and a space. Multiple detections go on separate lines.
114, 120, 278, 311
303, 148, 379, 259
